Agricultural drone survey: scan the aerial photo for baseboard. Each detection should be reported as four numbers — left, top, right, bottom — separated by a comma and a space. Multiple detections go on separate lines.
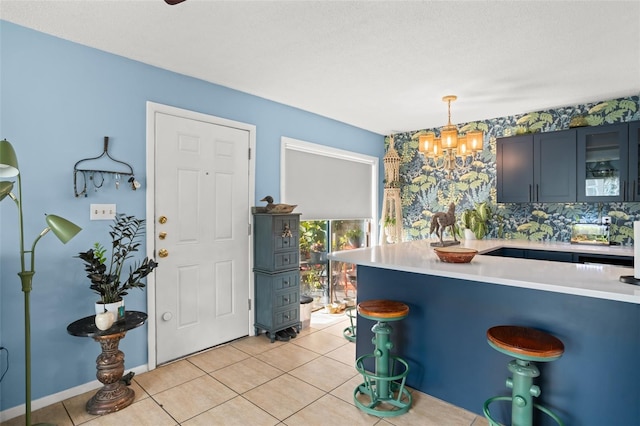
0, 364, 148, 422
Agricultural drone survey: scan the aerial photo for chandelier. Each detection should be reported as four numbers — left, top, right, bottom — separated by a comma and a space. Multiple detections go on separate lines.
418, 95, 483, 176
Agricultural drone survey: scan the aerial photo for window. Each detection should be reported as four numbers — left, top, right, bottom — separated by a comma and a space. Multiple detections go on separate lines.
282, 137, 378, 311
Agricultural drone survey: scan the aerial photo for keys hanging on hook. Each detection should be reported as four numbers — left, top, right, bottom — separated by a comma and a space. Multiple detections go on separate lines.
115, 173, 120, 190
128, 176, 141, 190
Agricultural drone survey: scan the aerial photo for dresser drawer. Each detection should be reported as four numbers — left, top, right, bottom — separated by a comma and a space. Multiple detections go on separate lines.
273, 289, 299, 309
273, 251, 299, 271
274, 234, 299, 251
273, 271, 299, 291
273, 307, 299, 328
273, 216, 299, 238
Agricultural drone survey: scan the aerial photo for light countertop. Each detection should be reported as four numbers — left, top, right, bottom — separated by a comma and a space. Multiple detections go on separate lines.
329, 239, 640, 304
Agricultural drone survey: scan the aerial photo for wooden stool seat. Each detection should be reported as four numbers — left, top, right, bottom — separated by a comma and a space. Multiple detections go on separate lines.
357, 300, 409, 321
487, 325, 564, 362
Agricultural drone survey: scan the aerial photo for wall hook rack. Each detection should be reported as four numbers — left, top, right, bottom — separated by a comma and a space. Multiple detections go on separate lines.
73, 136, 136, 197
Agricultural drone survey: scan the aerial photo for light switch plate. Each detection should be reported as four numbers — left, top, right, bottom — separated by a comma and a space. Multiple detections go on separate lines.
90, 204, 116, 220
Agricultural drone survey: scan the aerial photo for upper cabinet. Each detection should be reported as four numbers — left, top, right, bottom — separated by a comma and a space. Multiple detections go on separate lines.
497, 129, 576, 203
576, 123, 629, 202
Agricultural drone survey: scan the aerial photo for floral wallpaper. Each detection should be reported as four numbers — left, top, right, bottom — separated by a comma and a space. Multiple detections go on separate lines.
389, 95, 640, 245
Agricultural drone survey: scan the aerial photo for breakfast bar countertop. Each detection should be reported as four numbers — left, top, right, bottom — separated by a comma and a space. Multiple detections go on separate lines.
329, 239, 640, 304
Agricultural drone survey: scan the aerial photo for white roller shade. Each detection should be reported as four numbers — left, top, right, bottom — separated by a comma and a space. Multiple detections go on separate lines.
281, 137, 378, 221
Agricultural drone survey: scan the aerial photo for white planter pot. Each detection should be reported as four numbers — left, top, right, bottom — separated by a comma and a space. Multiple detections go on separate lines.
95, 299, 125, 322
464, 229, 476, 240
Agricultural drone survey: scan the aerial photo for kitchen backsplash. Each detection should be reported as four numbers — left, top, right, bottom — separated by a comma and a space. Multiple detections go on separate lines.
389, 95, 640, 245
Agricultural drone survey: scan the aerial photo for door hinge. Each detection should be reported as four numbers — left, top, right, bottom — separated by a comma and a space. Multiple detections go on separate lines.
248, 299, 252, 310
248, 147, 251, 160
248, 223, 252, 236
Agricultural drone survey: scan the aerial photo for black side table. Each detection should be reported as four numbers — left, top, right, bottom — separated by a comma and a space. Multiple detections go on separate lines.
67, 311, 147, 415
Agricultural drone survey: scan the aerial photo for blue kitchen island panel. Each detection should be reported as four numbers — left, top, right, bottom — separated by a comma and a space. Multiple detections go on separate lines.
355, 266, 640, 425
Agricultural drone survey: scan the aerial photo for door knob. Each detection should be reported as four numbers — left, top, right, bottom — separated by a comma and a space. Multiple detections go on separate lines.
159, 216, 168, 224
162, 312, 173, 321
159, 231, 167, 240
158, 248, 169, 258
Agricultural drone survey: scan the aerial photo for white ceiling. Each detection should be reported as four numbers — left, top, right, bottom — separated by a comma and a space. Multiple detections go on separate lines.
2, 0, 639, 135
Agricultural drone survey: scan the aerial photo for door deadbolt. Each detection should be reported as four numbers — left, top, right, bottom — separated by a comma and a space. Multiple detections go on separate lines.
158, 248, 169, 258
159, 216, 167, 224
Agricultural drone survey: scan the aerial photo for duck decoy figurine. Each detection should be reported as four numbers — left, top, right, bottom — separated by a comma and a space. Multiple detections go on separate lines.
260, 195, 297, 214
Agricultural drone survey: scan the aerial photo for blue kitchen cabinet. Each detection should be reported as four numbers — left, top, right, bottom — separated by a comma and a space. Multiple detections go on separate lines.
497, 129, 576, 203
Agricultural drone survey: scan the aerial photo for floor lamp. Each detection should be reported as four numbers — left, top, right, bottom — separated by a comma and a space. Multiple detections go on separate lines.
0, 139, 82, 426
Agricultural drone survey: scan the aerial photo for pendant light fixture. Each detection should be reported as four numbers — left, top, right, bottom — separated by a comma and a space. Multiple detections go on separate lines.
418, 96, 484, 176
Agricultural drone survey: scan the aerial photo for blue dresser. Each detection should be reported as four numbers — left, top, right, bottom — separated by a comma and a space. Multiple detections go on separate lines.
253, 213, 301, 342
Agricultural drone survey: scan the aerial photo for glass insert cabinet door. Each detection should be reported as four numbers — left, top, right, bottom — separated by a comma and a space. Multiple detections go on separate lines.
577, 123, 630, 202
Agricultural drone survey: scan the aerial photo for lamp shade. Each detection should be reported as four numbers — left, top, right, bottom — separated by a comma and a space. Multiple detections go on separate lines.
467, 130, 484, 152
440, 126, 458, 149
0, 181, 14, 201
456, 137, 468, 158
427, 138, 441, 158
418, 133, 435, 154
45, 214, 82, 243
0, 139, 20, 177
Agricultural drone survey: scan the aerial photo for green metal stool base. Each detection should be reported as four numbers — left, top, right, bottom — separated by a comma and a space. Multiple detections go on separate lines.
483, 396, 565, 426
354, 353, 412, 417
343, 306, 357, 342
484, 359, 564, 426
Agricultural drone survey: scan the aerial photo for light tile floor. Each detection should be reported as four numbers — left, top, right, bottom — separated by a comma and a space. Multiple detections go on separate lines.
2, 312, 489, 426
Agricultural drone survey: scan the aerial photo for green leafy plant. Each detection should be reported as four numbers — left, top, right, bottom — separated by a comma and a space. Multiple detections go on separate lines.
460, 202, 491, 239
76, 214, 158, 303
300, 220, 327, 257
345, 228, 364, 247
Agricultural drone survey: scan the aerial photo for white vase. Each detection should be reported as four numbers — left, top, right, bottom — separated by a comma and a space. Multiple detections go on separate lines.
95, 299, 125, 322
464, 229, 476, 240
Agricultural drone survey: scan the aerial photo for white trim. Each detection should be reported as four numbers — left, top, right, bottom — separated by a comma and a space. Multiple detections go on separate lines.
145, 101, 256, 370
0, 364, 148, 422
280, 136, 379, 241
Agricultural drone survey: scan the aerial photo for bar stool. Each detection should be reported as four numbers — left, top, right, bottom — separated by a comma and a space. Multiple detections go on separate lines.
354, 300, 412, 417
484, 325, 565, 426
343, 306, 357, 342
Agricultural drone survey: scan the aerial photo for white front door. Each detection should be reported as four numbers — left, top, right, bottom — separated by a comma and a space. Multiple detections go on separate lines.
152, 108, 252, 365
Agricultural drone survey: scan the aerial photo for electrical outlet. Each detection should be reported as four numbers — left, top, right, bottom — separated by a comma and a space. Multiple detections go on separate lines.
90, 204, 116, 220
602, 216, 611, 225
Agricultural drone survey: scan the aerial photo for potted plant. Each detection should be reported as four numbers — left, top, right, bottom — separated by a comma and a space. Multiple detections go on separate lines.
345, 228, 364, 248
76, 214, 158, 322
383, 216, 397, 243
300, 220, 327, 261
309, 242, 327, 263
460, 202, 491, 240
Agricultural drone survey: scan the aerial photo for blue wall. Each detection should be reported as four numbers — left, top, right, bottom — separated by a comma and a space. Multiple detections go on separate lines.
0, 21, 384, 412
